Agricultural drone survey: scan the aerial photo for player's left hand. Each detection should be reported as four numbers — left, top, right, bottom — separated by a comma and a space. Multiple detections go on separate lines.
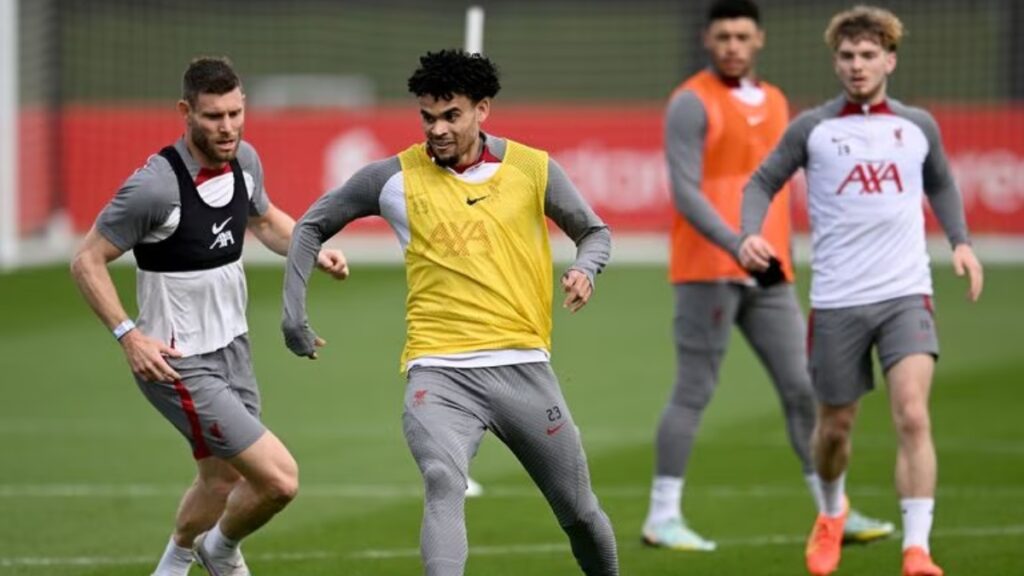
952, 243, 983, 302
317, 248, 350, 280
561, 268, 593, 313
283, 319, 327, 359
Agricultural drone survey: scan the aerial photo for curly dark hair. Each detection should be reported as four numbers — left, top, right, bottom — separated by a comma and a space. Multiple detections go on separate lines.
407, 49, 501, 103
182, 56, 241, 106
707, 0, 760, 26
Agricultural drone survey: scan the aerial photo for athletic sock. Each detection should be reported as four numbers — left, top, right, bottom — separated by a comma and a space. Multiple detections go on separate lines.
645, 476, 684, 527
901, 498, 935, 552
203, 523, 240, 558
821, 472, 846, 518
152, 535, 193, 576
805, 473, 826, 513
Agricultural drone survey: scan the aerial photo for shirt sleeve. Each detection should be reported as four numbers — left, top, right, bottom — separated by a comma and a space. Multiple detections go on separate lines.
741, 112, 815, 235
910, 109, 971, 247
665, 90, 743, 257
281, 157, 396, 355
95, 154, 178, 251
544, 157, 611, 284
237, 142, 269, 217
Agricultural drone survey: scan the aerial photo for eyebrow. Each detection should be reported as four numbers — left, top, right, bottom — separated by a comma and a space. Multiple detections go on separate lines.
422, 106, 461, 118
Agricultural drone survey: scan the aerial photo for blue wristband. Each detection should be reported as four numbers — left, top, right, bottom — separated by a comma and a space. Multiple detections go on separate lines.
113, 319, 136, 341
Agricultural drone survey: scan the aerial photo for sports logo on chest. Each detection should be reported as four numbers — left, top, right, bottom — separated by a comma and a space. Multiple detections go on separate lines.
836, 161, 904, 196
209, 216, 236, 250
428, 220, 493, 257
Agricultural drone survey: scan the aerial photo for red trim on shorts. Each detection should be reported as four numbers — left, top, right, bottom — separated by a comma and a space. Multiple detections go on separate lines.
172, 379, 211, 460
806, 310, 815, 357
923, 295, 934, 315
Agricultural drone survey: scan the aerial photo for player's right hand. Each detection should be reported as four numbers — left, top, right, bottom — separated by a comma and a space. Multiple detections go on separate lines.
738, 234, 776, 271
120, 330, 182, 382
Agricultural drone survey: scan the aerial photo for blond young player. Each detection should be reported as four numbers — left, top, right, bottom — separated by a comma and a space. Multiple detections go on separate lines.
644, 0, 891, 551
740, 7, 983, 576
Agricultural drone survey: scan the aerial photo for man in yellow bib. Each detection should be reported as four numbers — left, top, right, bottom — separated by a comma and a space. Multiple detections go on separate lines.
282, 50, 620, 576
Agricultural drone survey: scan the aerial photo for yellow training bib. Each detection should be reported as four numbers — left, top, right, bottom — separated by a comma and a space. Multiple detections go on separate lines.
398, 139, 553, 369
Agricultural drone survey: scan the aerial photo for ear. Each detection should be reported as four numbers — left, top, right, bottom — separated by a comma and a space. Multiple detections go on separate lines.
702, 28, 714, 51
176, 99, 190, 119
754, 27, 765, 51
475, 97, 491, 124
885, 51, 897, 75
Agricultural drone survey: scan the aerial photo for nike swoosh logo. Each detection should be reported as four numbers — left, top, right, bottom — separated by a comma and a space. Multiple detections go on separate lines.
546, 422, 566, 436
747, 116, 764, 126
466, 195, 489, 206
211, 217, 233, 235
831, 136, 851, 143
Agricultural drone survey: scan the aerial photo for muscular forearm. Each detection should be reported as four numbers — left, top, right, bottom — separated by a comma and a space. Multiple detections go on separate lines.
250, 205, 296, 256
70, 251, 131, 331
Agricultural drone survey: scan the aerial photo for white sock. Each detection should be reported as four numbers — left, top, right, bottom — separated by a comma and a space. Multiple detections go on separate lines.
805, 473, 826, 513
152, 535, 193, 576
645, 476, 684, 526
203, 523, 240, 558
821, 473, 846, 517
901, 498, 934, 552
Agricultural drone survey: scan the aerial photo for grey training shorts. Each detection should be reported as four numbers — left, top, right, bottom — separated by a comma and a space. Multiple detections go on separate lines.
134, 334, 265, 459
809, 294, 939, 406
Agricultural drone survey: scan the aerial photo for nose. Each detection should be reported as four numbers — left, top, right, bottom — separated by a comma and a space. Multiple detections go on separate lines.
429, 121, 448, 138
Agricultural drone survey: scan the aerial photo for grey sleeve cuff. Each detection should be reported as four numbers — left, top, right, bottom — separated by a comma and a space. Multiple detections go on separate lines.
544, 158, 611, 283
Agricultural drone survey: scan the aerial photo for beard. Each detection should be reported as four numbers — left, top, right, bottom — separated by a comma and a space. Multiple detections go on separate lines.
190, 123, 242, 164
428, 140, 460, 168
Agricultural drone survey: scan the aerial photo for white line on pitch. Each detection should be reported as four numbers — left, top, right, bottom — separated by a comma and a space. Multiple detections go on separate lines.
3, 483, 1024, 499
2, 524, 1022, 568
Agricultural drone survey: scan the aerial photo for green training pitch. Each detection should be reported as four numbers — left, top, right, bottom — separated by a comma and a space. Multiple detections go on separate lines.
1, 263, 1021, 575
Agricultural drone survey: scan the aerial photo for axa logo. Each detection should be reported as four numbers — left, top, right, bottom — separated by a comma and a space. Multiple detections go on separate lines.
209, 217, 235, 250
836, 161, 904, 195
429, 220, 492, 256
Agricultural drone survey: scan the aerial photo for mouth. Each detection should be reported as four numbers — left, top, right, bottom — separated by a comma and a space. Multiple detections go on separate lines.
431, 141, 455, 154
216, 139, 236, 151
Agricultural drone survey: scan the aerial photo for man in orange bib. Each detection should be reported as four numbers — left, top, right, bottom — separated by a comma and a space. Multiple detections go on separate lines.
641, 0, 893, 551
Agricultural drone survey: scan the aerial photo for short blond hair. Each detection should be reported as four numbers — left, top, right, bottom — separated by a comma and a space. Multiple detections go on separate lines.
824, 5, 905, 52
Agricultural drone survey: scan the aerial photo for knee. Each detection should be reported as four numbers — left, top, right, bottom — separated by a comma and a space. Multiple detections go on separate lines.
817, 412, 855, 447
264, 471, 299, 507
669, 377, 715, 411
421, 460, 465, 501
893, 402, 931, 440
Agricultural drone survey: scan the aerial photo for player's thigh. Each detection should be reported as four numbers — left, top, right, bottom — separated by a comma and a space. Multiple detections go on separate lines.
876, 295, 939, 375
226, 430, 297, 488
673, 282, 742, 353
223, 334, 261, 419
808, 306, 875, 406
488, 363, 593, 515
739, 283, 812, 389
135, 350, 266, 460
402, 367, 488, 475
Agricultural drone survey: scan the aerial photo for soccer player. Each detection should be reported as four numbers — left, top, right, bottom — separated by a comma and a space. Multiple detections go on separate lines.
739, 6, 983, 576
643, 0, 892, 551
282, 49, 620, 576
70, 57, 349, 576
